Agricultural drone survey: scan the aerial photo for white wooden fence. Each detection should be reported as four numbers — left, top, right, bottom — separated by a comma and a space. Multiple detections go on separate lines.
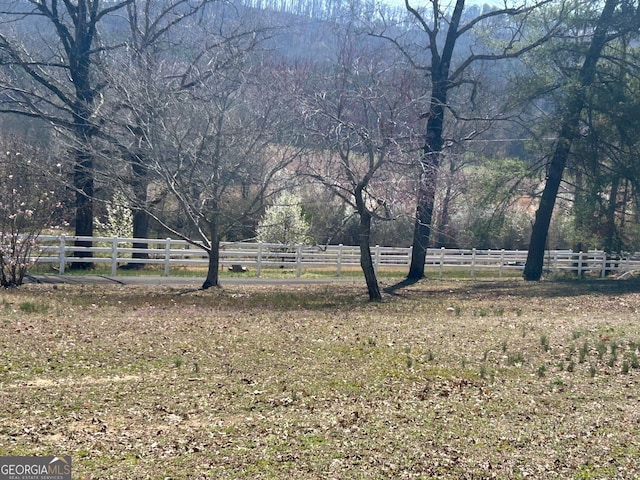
29, 234, 640, 278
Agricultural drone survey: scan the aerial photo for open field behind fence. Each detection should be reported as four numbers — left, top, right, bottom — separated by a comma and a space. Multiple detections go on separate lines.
30, 235, 640, 278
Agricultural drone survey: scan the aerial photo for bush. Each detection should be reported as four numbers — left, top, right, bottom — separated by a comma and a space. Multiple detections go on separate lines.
0, 143, 64, 287
257, 191, 311, 245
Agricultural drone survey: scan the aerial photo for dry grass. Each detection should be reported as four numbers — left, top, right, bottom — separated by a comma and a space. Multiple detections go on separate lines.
2, 279, 640, 479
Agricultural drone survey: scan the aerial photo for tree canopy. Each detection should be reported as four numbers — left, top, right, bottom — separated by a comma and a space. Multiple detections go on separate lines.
1, 0, 639, 291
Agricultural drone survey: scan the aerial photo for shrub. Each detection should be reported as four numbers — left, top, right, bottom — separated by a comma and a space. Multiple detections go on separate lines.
0, 145, 64, 287
257, 191, 311, 245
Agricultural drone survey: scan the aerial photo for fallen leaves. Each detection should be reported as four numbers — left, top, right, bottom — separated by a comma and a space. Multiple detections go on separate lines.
1, 280, 640, 478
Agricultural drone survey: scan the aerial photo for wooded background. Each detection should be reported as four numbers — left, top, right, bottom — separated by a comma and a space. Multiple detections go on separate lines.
1, 0, 639, 296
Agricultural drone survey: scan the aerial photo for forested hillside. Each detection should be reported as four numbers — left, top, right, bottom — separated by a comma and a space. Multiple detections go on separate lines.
1, 0, 639, 293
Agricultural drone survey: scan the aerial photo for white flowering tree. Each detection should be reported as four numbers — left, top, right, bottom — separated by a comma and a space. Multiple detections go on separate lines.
0, 142, 64, 287
257, 191, 311, 246
95, 191, 134, 239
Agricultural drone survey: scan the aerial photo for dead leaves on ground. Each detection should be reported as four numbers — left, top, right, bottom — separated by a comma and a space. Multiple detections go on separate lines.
2, 281, 640, 478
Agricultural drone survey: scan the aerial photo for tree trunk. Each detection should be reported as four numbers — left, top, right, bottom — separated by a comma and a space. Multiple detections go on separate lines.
604, 175, 620, 254
71, 148, 94, 270
524, 128, 577, 280
437, 161, 455, 247
127, 159, 150, 268
202, 243, 220, 290
603, 176, 620, 276
408, 103, 445, 279
358, 210, 382, 301
202, 221, 220, 290
407, 0, 460, 279
524, 0, 618, 281
130, 209, 150, 259
67, 2, 100, 270
571, 169, 585, 277
408, 166, 436, 279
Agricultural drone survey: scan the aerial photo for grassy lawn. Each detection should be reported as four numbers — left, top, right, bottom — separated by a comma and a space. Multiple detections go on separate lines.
1, 279, 640, 479
29, 263, 524, 282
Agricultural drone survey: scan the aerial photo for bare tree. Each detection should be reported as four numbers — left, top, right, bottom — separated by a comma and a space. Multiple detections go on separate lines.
0, 0, 133, 269
371, 0, 566, 279
300, 28, 418, 301
103, 0, 214, 268
105, 13, 302, 288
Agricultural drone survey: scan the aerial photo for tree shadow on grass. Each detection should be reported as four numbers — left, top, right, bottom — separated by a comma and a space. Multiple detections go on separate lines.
470, 278, 640, 299
383, 275, 640, 300
383, 277, 424, 296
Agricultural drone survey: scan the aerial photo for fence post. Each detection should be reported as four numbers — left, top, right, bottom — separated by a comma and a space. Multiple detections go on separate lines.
256, 242, 263, 277
499, 249, 505, 278
337, 244, 343, 277
577, 251, 583, 277
163, 238, 171, 277
408, 246, 413, 269
471, 248, 477, 278
111, 237, 118, 276
296, 244, 303, 278
58, 234, 66, 274
439, 247, 445, 279
374, 245, 381, 273
601, 252, 607, 278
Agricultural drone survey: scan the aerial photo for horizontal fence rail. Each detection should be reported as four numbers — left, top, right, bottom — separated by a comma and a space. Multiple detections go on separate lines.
27, 235, 640, 278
